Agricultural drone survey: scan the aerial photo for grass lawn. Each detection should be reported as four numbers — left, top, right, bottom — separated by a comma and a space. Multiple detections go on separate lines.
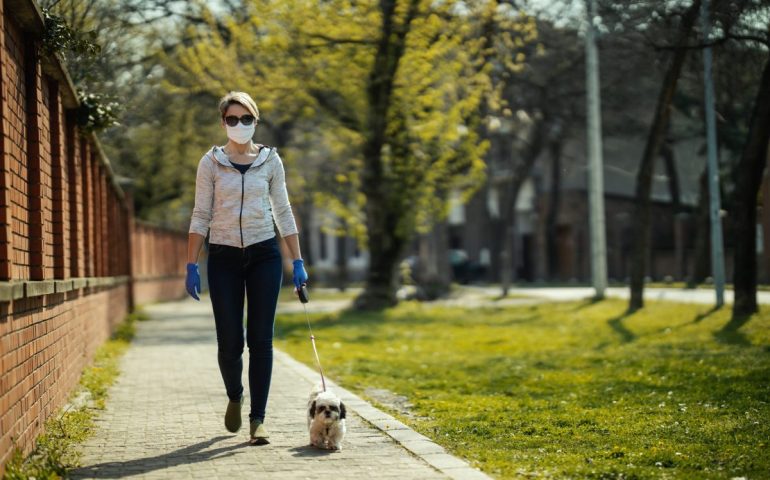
274, 298, 770, 479
276, 286, 359, 303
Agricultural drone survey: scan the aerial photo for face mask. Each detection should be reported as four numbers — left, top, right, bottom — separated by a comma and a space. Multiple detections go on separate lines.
226, 123, 255, 144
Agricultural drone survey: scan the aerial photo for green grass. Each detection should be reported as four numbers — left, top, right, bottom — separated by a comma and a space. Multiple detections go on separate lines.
277, 285, 359, 303
274, 299, 770, 479
3, 309, 148, 480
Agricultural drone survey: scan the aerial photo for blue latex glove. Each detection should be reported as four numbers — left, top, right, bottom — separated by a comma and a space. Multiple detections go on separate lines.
292, 259, 308, 289
186, 263, 201, 301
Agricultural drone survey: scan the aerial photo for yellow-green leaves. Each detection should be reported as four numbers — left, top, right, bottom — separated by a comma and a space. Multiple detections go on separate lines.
163, 0, 536, 244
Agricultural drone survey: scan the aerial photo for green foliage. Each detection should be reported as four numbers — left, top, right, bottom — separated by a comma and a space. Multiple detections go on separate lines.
275, 299, 770, 479
102, 87, 222, 226
75, 91, 120, 133
162, 0, 536, 241
40, 8, 101, 58
39, 7, 121, 134
2, 310, 143, 479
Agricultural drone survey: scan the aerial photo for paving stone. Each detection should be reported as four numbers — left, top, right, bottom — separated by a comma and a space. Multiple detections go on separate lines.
70, 297, 491, 479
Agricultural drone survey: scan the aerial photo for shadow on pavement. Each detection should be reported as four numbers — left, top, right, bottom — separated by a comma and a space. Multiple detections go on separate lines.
70, 436, 247, 478
288, 445, 339, 457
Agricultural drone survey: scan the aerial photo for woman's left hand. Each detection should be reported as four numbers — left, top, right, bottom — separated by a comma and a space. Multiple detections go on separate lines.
292, 259, 308, 289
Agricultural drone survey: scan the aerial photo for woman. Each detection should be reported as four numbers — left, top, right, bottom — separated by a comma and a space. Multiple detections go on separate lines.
185, 91, 308, 445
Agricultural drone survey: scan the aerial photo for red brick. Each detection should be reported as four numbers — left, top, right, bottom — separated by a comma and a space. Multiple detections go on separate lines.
0, 5, 186, 476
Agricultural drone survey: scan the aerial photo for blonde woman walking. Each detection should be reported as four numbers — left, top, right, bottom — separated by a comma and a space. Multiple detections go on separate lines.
185, 91, 308, 444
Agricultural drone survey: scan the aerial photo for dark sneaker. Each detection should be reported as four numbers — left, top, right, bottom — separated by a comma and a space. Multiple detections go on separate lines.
224, 397, 243, 433
249, 420, 270, 445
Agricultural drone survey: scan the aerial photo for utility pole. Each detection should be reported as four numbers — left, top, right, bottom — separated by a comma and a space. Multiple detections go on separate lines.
585, 0, 608, 299
701, 0, 726, 306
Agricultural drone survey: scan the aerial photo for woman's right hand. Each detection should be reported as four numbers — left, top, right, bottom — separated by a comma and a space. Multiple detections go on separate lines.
186, 263, 201, 301
292, 259, 308, 289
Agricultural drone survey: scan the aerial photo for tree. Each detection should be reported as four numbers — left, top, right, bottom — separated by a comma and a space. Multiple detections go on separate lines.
625, 0, 702, 312
732, 45, 770, 319
166, 0, 535, 309
485, 16, 578, 292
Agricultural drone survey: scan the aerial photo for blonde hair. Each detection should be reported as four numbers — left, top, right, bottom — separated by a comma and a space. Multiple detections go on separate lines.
218, 91, 260, 120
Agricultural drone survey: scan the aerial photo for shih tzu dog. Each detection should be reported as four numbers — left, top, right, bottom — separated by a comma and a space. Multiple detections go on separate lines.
307, 383, 346, 451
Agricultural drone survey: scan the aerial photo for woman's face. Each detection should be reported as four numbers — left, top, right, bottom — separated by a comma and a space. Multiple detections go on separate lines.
221, 103, 251, 129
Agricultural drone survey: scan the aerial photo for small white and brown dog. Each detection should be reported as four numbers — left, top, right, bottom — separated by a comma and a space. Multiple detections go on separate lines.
307, 383, 346, 451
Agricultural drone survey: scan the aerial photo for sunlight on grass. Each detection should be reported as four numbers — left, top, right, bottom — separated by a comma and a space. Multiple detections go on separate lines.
277, 286, 359, 303
275, 299, 770, 479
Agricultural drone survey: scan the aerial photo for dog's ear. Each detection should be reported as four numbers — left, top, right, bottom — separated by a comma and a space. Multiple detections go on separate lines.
339, 401, 346, 419
309, 401, 316, 418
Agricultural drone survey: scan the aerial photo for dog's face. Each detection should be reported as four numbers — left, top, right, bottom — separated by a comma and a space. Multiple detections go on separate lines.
309, 392, 346, 424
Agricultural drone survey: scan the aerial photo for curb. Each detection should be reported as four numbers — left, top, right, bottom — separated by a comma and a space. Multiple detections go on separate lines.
274, 349, 493, 480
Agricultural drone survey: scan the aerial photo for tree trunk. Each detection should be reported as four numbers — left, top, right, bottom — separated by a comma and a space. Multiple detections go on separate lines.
335, 218, 348, 292
416, 220, 451, 300
498, 219, 516, 296
546, 137, 563, 280
354, 0, 419, 310
355, 207, 410, 309
688, 168, 711, 287
732, 52, 770, 319
628, 0, 701, 312
497, 117, 547, 296
661, 135, 681, 212
762, 164, 770, 284
297, 200, 314, 266
662, 133, 686, 279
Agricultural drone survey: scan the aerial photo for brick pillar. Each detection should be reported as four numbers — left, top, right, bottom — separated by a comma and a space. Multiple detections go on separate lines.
100, 166, 107, 277
50, 80, 68, 279
101, 169, 108, 277
39, 77, 54, 279
80, 138, 92, 277
24, 33, 44, 280
66, 113, 81, 278
93, 162, 102, 277
97, 161, 106, 277
0, 0, 10, 281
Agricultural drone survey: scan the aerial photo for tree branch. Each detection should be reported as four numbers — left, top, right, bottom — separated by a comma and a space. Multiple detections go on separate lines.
649, 33, 769, 51
305, 32, 375, 46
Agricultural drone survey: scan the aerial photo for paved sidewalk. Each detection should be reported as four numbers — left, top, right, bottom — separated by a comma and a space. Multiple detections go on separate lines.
70, 297, 489, 480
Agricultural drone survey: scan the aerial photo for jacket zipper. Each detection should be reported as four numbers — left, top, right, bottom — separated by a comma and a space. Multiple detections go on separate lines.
239, 173, 245, 248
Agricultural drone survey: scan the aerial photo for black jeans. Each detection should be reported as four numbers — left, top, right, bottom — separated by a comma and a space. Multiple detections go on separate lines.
206, 236, 283, 423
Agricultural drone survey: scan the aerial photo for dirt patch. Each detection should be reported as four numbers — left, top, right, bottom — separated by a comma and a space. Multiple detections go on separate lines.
364, 387, 424, 419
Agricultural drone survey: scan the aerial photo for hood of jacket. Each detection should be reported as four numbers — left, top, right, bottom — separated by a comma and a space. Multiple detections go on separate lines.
209, 144, 274, 170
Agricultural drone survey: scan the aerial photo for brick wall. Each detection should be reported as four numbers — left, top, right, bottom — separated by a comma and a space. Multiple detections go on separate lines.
0, 1, 187, 474
132, 221, 187, 304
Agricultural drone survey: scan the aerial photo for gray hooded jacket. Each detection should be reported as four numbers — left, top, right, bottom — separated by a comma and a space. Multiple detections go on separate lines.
188, 145, 298, 247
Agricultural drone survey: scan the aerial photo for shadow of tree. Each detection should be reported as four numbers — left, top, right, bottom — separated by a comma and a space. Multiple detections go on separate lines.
607, 312, 636, 343
571, 297, 605, 311
692, 306, 722, 324
69, 436, 252, 479
714, 313, 753, 346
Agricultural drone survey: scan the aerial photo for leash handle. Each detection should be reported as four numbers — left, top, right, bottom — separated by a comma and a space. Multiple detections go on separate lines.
298, 284, 310, 303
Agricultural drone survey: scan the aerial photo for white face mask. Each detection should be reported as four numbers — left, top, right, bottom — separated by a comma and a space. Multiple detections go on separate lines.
226, 123, 255, 144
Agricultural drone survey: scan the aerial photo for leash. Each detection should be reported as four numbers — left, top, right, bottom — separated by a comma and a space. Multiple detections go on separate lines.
298, 284, 326, 392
